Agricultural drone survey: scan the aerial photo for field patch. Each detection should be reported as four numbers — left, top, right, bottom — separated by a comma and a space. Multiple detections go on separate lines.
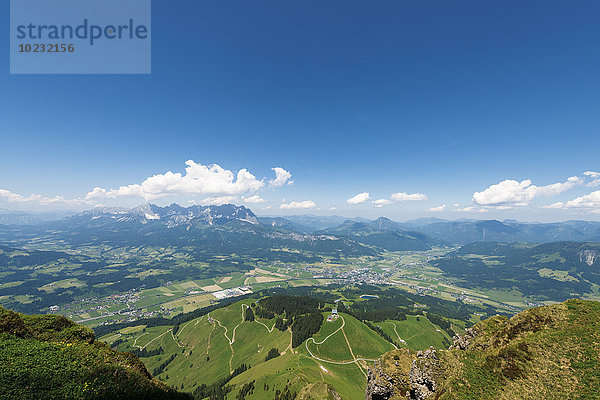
537, 268, 579, 282
201, 284, 223, 292
0, 281, 24, 289
38, 278, 86, 293
125, 269, 170, 280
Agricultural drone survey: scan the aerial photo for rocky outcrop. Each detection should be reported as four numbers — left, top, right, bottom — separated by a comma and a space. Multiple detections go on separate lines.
366, 300, 600, 400
579, 249, 600, 266
365, 359, 396, 400
366, 327, 481, 400
407, 348, 439, 400
365, 348, 441, 400
296, 381, 342, 400
449, 326, 477, 350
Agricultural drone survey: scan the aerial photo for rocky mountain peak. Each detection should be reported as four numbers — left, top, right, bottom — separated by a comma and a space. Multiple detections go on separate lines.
68, 203, 258, 227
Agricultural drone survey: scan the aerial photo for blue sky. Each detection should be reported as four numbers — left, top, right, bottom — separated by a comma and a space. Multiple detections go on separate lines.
1, 0, 600, 221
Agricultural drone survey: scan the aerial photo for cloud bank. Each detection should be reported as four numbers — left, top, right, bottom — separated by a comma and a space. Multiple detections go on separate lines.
473, 176, 582, 208
86, 161, 291, 201
545, 190, 600, 211
0, 189, 91, 206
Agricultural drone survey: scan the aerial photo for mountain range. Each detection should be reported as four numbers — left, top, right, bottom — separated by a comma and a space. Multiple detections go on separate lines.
0, 204, 437, 256
3, 204, 600, 248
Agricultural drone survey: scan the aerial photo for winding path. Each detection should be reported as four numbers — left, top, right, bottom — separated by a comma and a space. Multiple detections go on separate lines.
209, 303, 250, 373
134, 328, 172, 350
304, 316, 378, 367
133, 332, 149, 349
386, 321, 405, 346
254, 319, 277, 333
210, 303, 248, 345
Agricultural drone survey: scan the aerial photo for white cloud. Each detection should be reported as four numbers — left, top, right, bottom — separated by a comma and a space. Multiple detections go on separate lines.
584, 171, 600, 187
371, 192, 427, 207
269, 167, 293, 188
347, 192, 370, 205
491, 205, 515, 210
372, 199, 392, 208
242, 195, 266, 203
262, 205, 272, 210
390, 192, 428, 202
329, 206, 337, 211
473, 176, 582, 207
85, 160, 287, 201
0, 189, 91, 206
428, 204, 446, 212
280, 200, 316, 210
536, 176, 583, 196
453, 206, 488, 213
201, 196, 238, 205
544, 190, 600, 211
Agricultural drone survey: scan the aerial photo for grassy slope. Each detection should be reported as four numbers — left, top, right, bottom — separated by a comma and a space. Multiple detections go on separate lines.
105, 299, 292, 393
374, 315, 452, 351
296, 381, 341, 399
0, 307, 188, 400
103, 301, 398, 399
227, 311, 395, 400
443, 299, 600, 399
227, 346, 368, 400
341, 313, 396, 359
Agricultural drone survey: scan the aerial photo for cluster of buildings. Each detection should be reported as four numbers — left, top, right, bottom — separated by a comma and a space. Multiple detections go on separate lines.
95, 307, 162, 326
212, 286, 253, 300
326, 307, 339, 322
50, 287, 151, 323
318, 267, 391, 285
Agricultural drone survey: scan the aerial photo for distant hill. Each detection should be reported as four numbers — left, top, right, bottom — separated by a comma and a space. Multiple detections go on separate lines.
276, 214, 370, 232
399, 217, 451, 227
366, 299, 600, 399
411, 219, 600, 245
257, 216, 314, 234
0, 209, 74, 226
266, 215, 600, 246
0, 306, 188, 400
432, 241, 600, 301
321, 217, 445, 251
